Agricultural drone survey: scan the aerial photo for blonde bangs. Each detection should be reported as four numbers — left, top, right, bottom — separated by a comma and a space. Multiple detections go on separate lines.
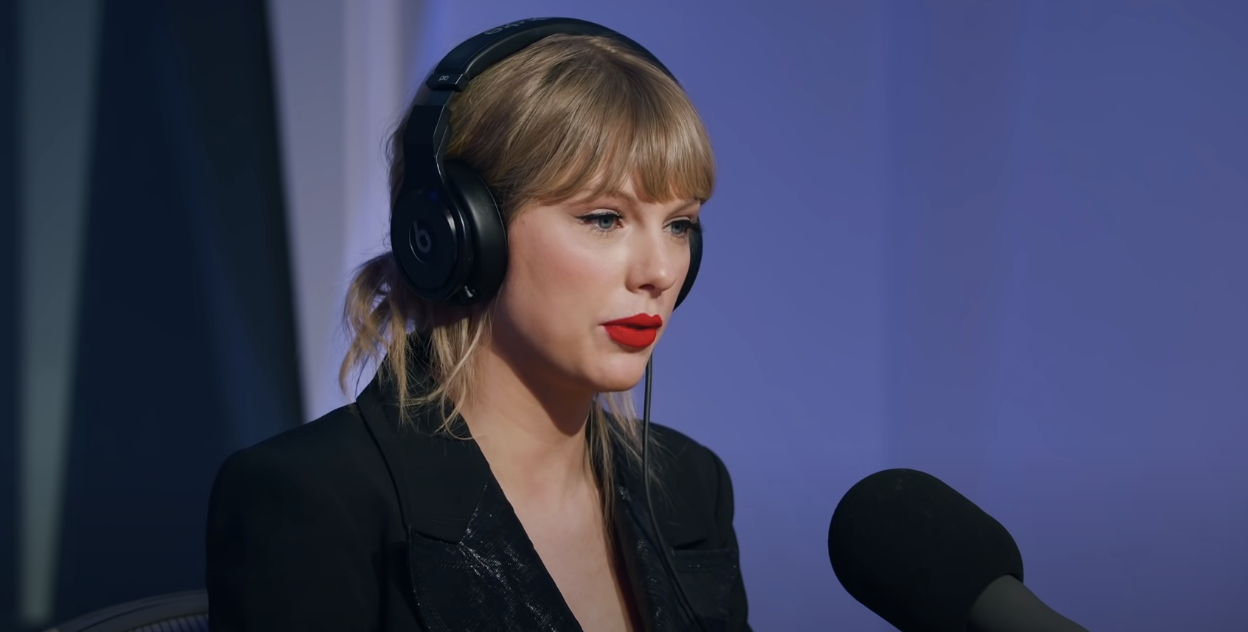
446, 34, 715, 213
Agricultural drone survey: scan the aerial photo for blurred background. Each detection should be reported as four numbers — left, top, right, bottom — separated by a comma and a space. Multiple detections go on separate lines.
2, 0, 1246, 630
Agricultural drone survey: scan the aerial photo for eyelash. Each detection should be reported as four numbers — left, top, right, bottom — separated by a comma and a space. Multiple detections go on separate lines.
577, 211, 703, 239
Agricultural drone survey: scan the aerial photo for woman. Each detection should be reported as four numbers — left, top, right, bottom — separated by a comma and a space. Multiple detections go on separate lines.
206, 18, 749, 631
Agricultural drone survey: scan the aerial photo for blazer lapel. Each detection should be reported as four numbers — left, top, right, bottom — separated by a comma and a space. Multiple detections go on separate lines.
615, 461, 741, 632
354, 371, 582, 631
353, 355, 740, 632
406, 480, 583, 631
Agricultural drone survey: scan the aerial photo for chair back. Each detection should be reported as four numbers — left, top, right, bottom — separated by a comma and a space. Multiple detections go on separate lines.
42, 590, 208, 632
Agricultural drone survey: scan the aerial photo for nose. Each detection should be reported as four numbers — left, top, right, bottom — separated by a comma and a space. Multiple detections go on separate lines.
628, 223, 685, 301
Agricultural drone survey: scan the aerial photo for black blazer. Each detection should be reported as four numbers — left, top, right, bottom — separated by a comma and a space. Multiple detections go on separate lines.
205, 370, 751, 631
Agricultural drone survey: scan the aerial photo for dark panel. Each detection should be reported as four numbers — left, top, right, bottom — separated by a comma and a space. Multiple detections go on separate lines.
0, 0, 18, 628
164, 2, 304, 449
53, 0, 301, 621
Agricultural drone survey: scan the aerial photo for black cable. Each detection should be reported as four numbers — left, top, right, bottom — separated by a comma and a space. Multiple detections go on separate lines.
641, 354, 707, 631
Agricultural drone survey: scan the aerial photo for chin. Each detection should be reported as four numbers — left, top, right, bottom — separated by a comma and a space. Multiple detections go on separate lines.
584, 352, 651, 393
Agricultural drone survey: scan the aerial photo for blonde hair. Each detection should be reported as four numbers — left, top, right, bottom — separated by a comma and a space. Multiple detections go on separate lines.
339, 33, 714, 515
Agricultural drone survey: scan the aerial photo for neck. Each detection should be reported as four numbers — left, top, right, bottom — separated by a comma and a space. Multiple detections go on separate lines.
458, 344, 598, 507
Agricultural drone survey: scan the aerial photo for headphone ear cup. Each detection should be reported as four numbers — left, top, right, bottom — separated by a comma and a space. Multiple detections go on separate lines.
675, 227, 701, 309
390, 176, 467, 303
443, 160, 508, 303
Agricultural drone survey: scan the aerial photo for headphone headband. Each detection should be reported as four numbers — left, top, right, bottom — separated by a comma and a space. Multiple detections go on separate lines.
404, 18, 675, 178
424, 17, 674, 93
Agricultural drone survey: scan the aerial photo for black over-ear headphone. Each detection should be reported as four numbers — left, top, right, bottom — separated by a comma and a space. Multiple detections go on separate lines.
389, 16, 702, 309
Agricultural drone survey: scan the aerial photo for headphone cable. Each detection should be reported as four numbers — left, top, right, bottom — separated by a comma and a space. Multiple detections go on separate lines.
641, 354, 708, 632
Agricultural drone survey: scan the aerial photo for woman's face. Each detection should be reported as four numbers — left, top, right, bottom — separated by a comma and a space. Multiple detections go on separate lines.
489, 176, 701, 397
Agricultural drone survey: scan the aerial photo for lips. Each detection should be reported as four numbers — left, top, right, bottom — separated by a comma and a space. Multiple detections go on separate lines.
602, 313, 663, 349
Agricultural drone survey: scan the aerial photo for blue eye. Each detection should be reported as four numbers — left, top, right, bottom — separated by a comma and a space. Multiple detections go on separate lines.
578, 212, 621, 233
668, 219, 703, 240
670, 220, 697, 236
576, 212, 702, 239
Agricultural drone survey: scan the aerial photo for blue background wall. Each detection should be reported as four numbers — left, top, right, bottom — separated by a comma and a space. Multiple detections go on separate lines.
3, 1, 1246, 630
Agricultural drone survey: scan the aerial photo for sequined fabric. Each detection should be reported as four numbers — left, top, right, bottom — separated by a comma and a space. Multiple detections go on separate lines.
614, 483, 740, 632
406, 475, 740, 631
407, 480, 583, 631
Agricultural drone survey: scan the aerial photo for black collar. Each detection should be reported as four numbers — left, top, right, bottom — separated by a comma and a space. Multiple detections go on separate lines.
353, 366, 710, 548
354, 370, 489, 543
351, 363, 730, 631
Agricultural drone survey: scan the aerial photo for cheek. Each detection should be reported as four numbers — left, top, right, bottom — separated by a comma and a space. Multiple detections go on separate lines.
502, 225, 615, 333
530, 241, 603, 293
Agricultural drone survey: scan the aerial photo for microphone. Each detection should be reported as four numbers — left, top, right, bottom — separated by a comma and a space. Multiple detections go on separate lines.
827, 468, 1090, 632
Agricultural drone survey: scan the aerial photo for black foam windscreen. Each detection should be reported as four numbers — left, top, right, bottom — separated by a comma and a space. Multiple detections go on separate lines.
827, 469, 1024, 632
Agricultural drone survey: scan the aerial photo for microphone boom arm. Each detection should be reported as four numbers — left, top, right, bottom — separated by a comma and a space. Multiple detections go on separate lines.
969, 575, 1091, 632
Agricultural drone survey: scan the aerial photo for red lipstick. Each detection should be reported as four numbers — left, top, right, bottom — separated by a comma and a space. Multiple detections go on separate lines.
602, 313, 663, 348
